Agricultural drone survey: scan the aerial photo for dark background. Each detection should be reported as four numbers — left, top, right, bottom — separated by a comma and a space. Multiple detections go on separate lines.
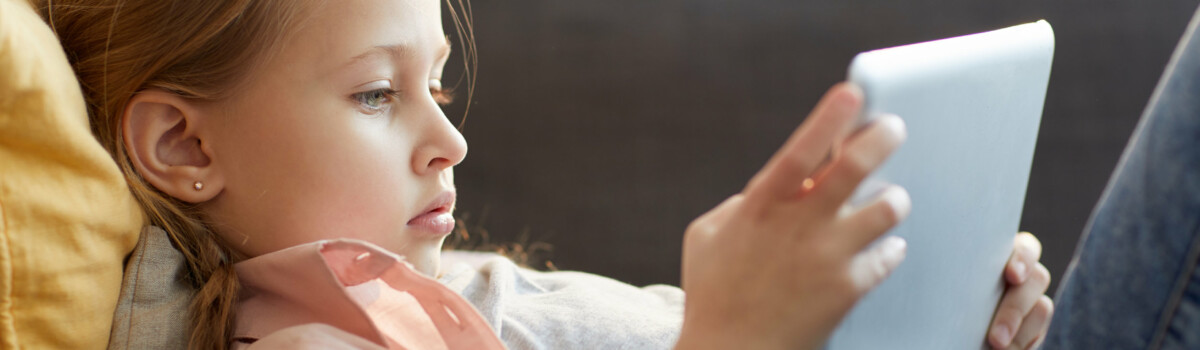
443, 0, 1200, 295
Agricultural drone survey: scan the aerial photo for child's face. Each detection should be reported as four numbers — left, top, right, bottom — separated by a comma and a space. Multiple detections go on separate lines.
201, 0, 463, 275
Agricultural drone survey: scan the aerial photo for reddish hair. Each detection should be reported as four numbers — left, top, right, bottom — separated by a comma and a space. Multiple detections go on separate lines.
35, 0, 476, 348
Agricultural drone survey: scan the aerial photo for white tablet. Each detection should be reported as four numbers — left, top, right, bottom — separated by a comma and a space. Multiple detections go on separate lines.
826, 21, 1055, 349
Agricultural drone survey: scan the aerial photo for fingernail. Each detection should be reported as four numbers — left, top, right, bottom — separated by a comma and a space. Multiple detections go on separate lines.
883, 186, 912, 219
881, 236, 907, 266
878, 114, 907, 138
842, 83, 864, 105
1013, 260, 1028, 282
991, 324, 1012, 347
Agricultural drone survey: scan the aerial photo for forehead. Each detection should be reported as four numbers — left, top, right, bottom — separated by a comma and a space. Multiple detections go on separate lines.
280, 0, 446, 73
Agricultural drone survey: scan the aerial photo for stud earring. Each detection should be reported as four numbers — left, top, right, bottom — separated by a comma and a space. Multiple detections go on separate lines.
193, 181, 204, 191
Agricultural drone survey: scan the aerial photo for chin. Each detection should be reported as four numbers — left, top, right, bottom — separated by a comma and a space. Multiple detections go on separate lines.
387, 235, 447, 277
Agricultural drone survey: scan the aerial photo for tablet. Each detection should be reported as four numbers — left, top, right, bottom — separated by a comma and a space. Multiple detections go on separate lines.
826, 21, 1055, 349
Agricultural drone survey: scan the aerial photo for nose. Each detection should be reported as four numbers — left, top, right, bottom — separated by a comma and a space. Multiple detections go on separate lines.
411, 105, 468, 175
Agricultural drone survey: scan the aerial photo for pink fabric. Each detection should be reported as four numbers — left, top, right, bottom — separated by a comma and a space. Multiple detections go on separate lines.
233, 240, 506, 349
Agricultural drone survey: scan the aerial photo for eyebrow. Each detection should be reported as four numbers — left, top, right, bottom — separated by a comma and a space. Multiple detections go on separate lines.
345, 38, 453, 67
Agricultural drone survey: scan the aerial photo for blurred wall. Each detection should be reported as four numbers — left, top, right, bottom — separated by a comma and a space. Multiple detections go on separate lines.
443, 0, 1200, 294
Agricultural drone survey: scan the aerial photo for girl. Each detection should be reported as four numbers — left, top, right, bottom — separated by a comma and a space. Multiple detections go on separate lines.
38, 0, 1052, 348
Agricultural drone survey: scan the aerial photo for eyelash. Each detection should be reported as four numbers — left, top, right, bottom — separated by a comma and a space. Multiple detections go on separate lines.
351, 86, 455, 113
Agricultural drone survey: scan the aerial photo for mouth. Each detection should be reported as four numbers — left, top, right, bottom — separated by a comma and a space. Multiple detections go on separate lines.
407, 190, 456, 235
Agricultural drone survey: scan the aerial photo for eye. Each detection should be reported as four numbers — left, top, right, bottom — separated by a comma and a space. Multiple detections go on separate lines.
430, 78, 454, 106
352, 88, 398, 112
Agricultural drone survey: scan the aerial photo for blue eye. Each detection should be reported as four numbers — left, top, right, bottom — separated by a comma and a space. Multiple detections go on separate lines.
352, 88, 397, 111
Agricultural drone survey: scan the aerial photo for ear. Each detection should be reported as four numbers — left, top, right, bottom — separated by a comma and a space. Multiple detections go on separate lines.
123, 89, 223, 203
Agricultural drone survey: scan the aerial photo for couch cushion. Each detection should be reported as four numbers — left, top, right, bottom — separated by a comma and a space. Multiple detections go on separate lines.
0, 0, 144, 348
108, 226, 193, 350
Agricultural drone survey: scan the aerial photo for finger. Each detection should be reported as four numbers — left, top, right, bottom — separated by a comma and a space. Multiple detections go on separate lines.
744, 83, 863, 206
838, 185, 911, 251
988, 263, 1051, 348
701, 194, 747, 227
1007, 296, 1053, 350
806, 114, 907, 212
846, 235, 907, 294
685, 194, 747, 242
1005, 232, 1044, 284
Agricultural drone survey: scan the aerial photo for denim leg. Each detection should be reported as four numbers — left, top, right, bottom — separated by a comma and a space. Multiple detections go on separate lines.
1043, 7, 1200, 349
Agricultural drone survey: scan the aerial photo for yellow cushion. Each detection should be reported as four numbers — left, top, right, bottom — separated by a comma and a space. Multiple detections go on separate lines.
0, 0, 144, 348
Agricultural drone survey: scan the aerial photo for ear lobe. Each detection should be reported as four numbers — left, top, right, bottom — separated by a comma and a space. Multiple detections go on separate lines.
123, 89, 223, 203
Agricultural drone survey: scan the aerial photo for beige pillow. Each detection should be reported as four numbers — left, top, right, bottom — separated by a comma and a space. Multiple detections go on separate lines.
0, 0, 145, 348
108, 226, 193, 350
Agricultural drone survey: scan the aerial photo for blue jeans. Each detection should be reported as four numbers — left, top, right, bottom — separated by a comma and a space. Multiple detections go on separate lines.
1042, 10, 1200, 349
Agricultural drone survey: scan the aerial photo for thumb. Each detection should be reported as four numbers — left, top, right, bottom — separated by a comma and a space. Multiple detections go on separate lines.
847, 236, 907, 295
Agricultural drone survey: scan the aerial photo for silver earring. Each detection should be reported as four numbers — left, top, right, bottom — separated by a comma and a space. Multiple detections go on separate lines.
193, 181, 204, 191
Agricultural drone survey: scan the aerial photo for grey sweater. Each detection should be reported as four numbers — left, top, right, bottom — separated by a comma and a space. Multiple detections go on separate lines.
439, 252, 685, 350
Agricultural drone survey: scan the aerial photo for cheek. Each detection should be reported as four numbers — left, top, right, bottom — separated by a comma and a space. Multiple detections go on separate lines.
312, 122, 416, 230
210, 101, 421, 255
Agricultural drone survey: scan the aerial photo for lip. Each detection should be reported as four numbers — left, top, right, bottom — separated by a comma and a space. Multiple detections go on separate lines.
407, 190, 456, 235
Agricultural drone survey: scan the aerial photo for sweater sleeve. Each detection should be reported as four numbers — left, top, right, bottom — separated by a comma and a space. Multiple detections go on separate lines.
439, 252, 684, 350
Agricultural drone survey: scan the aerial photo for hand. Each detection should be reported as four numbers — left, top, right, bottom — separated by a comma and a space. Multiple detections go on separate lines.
988, 232, 1054, 349
675, 83, 910, 350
